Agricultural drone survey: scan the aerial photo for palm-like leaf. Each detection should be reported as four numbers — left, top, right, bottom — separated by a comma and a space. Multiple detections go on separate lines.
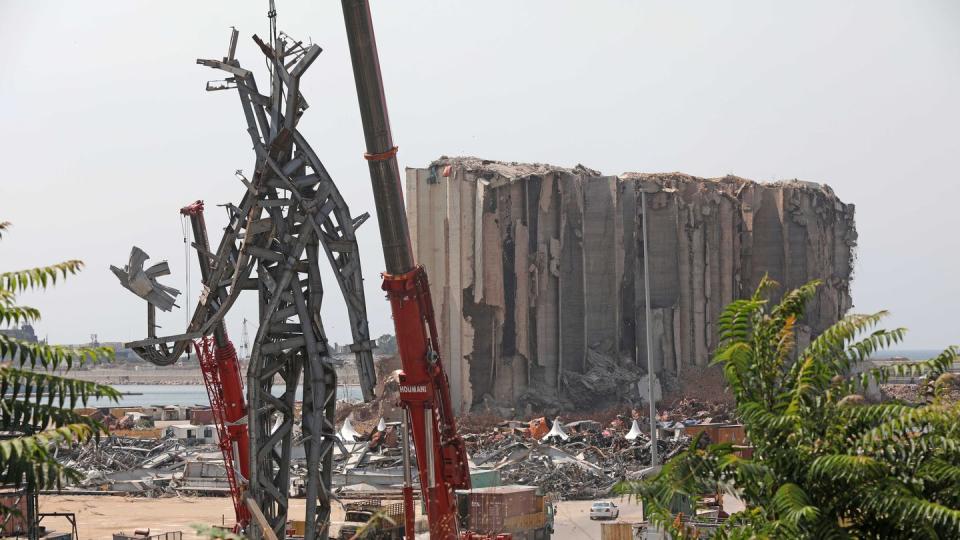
622, 279, 960, 539
0, 424, 95, 488
0, 305, 42, 327
0, 366, 119, 423
0, 222, 118, 491
1, 398, 105, 435
771, 483, 819, 527
0, 335, 112, 371
1, 260, 84, 294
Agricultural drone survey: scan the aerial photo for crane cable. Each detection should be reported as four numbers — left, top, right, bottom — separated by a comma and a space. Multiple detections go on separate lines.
268, 0, 278, 50
181, 214, 191, 359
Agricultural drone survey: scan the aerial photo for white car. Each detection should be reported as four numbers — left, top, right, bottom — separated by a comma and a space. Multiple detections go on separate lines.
589, 501, 620, 520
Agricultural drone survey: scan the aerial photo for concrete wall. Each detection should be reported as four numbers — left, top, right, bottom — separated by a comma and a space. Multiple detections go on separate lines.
406, 157, 857, 413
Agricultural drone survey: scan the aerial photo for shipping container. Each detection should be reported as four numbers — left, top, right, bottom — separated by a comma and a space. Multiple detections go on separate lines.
470, 468, 502, 489
600, 522, 634, 540
456, 485, 551, 538
684, 423, 752, 458
0, 487, 33, 537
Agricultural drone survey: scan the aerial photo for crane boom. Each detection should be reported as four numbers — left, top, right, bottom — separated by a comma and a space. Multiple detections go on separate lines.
180, 201, 252, 531
341, 2, 471, 538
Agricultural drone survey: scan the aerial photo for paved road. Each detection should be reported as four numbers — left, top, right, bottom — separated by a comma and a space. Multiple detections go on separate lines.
552, 498, 644, 539
550, 495, 746, 539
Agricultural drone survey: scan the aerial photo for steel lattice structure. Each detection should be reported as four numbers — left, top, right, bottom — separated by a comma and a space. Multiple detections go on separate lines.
117, 17, 377, 540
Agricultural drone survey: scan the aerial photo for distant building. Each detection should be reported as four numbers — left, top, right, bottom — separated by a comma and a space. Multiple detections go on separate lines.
167, 423, 219, 444
330, 342, 353, 355
374, 334, 397, 355
0, 323, 38, 343
0, 324, 40, 361
98, 342, 141, 363
159, 405, 188, 421
189, 408, 215, 426
0, 327, 145, 365
181, 458, 230, 492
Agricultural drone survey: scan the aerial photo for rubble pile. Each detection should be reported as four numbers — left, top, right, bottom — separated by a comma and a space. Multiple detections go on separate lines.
326, 417, 412, 497
57, 435, 190, 495
463, 420, 669, 500
558, 346, 644, 409
335, 356, 404, 431
53, 388, 738, 502
657, 397, 734, 424
880, 382, 960, 405
61, 436, 184, 474
459, 398, 735, 500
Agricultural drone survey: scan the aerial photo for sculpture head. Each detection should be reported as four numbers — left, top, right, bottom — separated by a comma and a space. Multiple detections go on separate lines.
110, 246, 181, 311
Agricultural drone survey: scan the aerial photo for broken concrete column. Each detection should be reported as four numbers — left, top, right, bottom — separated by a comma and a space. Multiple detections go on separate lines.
406, 158, 857, 413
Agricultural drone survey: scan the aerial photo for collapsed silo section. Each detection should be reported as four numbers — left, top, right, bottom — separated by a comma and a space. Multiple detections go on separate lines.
406, 157, 856, 414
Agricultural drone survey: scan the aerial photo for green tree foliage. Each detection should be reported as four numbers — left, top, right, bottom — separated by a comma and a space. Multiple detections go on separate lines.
620, 277, 960, 539
0, 221, 119, 490
191, 524, 247, 540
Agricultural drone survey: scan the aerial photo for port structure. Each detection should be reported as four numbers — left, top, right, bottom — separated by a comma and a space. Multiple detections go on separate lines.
114, 14, 377, 540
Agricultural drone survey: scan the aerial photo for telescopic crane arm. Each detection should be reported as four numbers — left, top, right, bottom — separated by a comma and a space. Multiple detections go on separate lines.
179, 201, 252, 531
341, 1, 471, 538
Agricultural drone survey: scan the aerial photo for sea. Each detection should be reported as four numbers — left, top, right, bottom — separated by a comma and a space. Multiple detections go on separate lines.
876, 349, 946, 361
88, 383, 365, 408
85, 350, 947, 408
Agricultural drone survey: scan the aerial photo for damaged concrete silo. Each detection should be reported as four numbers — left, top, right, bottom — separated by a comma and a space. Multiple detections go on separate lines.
406, 157, 857, 413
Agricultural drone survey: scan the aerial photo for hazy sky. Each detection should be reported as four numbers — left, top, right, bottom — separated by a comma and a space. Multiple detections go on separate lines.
1, 1, 957, 350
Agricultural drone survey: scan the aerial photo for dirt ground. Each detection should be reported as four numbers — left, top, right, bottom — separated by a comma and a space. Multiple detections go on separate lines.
39, 495, 335, 540
40, 495, 647, 540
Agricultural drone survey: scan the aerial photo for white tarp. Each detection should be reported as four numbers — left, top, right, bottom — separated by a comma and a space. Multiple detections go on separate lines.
625, 418, 644, 441
339, 416, 361, 442
541, 418, 569, 442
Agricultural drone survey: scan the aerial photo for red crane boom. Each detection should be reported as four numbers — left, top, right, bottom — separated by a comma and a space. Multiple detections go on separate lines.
193, 336, 250, 528
341, 1, 471, 538
180, 201, 251, 531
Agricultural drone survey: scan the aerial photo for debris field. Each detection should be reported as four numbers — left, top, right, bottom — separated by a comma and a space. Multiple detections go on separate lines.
56, 397, 738, 503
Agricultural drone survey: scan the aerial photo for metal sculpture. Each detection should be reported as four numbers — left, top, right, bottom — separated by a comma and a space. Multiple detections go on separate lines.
114, 8, 377, 539
110, 247, 180, 312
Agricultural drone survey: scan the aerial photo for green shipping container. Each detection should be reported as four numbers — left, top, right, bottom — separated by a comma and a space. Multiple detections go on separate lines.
470, 468, 502, 489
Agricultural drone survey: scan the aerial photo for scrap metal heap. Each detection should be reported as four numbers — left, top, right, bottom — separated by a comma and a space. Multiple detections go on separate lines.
463, 398, 736, 500
54, 397, 736, 504
114, 9, 377, 539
